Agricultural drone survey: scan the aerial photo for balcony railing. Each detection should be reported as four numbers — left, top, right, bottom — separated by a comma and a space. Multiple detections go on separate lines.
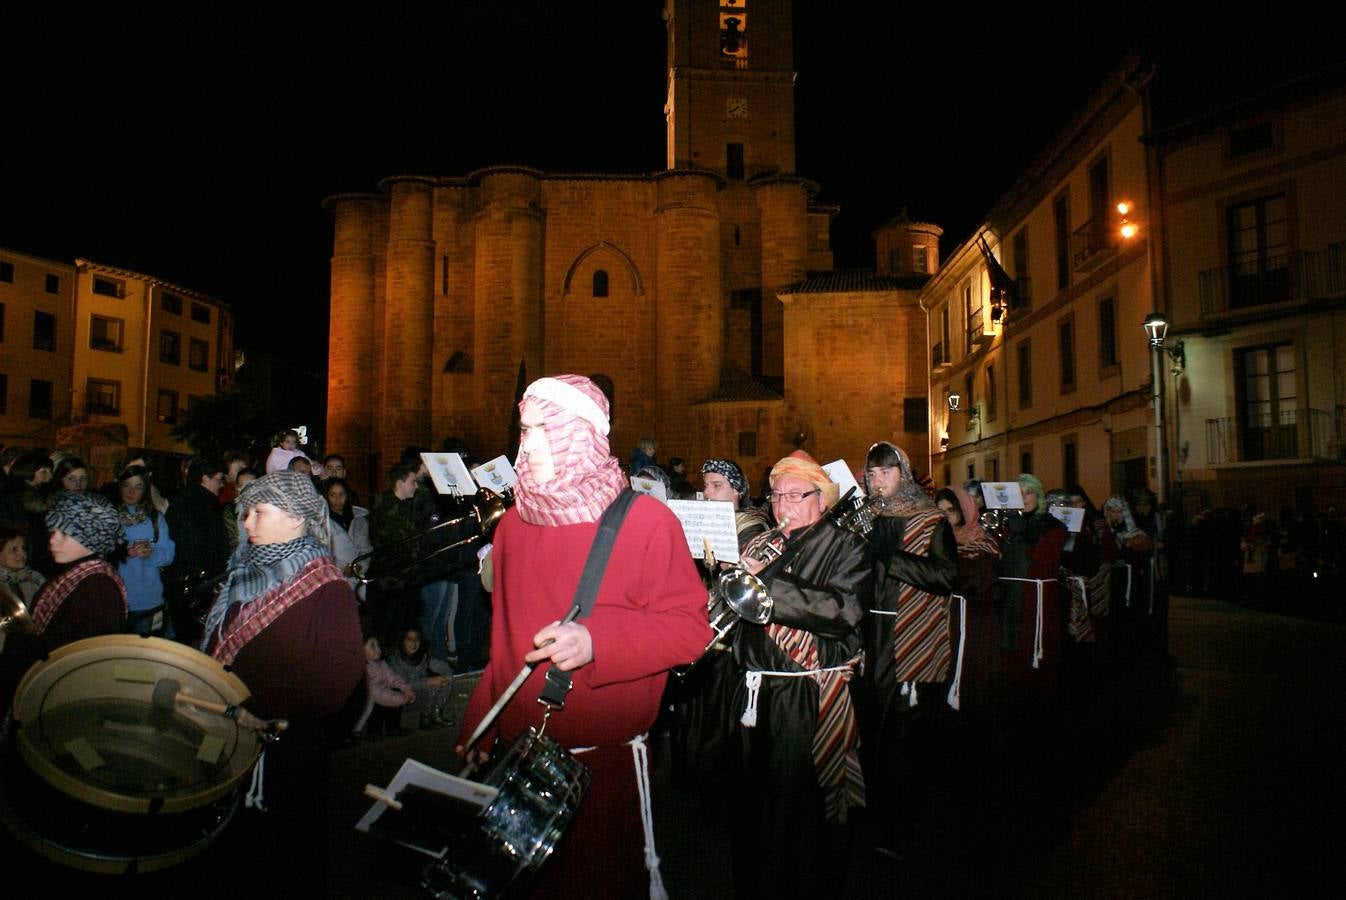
1205, 406, 1344, 465
932, 341, 951, 369
1198, 243, 1346, 316
1071, 216, 1117, 273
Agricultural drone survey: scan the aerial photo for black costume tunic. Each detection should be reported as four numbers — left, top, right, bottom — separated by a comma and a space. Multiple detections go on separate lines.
728, 520, 871, 900
857, 512, 957, 852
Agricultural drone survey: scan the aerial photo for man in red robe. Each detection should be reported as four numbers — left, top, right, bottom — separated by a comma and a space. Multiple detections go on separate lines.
458, 374, 709, 899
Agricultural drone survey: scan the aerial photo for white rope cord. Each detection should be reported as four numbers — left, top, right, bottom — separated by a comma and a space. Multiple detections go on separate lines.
900, 680, 919, 707
570, 734, 666, 900
867, 609, 897, 615
1148, 557, 1156, 615
999, 577, 1055, 669
1072, 575, 1088, 613
244, 750, 267, 811
946, 594, 967, 711
739, 664, 855, 727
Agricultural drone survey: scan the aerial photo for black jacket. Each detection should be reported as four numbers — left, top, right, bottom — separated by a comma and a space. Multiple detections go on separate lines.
163, 484, 229, 587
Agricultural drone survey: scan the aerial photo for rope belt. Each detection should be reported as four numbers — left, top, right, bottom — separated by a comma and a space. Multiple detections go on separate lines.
571, 733, 666, 900
739, 664, 856, 728
1148, 558, 1156, 615
998, 577, 1056, 669
946, 594, 967, 710
245, 750, 268, 811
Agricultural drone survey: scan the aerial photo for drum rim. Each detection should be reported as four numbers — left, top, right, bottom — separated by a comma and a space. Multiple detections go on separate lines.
11, 635, 259, 814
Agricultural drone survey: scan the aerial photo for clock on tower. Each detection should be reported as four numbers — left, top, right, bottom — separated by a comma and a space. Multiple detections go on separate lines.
726, 97, 749, 119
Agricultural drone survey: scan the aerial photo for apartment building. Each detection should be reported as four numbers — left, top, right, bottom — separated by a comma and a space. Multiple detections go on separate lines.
1149, 66, 1346, 513
0, 248, 77, 447
923, 55, 1157, 503
71, 259, 234, 454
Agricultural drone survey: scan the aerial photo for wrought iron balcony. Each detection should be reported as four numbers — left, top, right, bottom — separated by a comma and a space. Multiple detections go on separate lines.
1198, 243, 1346, 316
1204, 406, 1344, 465
932, 341, 951, 369
1071, 216, 1117, 273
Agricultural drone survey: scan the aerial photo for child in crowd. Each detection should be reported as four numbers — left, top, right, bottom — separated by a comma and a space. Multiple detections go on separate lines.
354, 635, 415, 739
1, 526, 45, 654
0, 525, 45, 605
386, 627, 455, 729
265, 429, 319, 476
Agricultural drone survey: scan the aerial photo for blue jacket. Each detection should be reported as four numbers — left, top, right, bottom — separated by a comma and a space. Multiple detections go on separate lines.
118, 509, 176, 612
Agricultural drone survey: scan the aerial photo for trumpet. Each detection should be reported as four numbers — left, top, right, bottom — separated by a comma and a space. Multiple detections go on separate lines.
348, 489, 513, 585
837, 491, 892, 536
702, 517, 792, 652
979, 508, 1020, 540
1, 581, 34, 635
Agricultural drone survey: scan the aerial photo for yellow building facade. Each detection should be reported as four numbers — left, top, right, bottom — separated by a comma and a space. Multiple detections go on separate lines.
1150, 70, 1346, 514
70, 259, 235, 455
923, 56, 1157, 503
0, 248, 77, 447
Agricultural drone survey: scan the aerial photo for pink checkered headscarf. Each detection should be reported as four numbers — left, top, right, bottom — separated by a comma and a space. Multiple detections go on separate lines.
514, 375, 627, 526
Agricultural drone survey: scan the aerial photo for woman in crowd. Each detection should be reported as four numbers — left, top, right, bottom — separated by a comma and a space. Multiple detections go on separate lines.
1103, 495, 1154, 666
51, 455, 91, 496
1046, 488, 1110, 702
200, 470, 365, 896
0, 492, 127, 721
0, 452, 54, 576
113, 464, 176, 636
386, 626, 455, 730
0, 525, 44, 605
1066, 485, 1116, 675
325, 477, 372, 596
933, 485, 1001, 736
996, 473, 1067, 725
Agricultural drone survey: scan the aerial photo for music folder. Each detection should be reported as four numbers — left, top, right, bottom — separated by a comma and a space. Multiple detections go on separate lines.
357, 758, 499, 858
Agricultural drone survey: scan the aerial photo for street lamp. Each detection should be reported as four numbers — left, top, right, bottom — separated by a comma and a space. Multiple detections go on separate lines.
1143, 312, 1171, 504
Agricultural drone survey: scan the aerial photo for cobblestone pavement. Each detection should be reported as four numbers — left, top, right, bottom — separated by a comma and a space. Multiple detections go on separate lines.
4, 595, 1342, 897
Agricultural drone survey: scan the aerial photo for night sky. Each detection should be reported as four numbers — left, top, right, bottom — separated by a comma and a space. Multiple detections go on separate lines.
4, 2, 1343, 379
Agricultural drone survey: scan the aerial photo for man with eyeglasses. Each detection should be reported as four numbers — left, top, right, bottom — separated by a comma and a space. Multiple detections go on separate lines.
857, 440, 957, 863
727, 449, 872, 899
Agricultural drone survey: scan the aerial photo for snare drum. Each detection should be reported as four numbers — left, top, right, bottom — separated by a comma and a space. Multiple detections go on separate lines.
422, 728, 590, 899
0, 635, 260, 874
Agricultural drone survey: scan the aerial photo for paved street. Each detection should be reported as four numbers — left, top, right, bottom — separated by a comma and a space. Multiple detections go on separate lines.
4, 595, 1343, 897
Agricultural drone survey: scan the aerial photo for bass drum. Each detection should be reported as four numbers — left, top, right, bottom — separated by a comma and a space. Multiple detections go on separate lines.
0, 635, 260, 874
422, 728, 590, 899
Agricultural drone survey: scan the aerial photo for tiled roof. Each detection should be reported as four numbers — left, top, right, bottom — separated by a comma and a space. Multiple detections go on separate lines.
781, 269, 930, 294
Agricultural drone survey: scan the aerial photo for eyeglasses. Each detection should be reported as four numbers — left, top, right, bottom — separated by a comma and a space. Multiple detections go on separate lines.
767, 489, 820, 503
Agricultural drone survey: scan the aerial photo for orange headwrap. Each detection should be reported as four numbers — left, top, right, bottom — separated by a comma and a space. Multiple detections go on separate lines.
769, 450, 840, 505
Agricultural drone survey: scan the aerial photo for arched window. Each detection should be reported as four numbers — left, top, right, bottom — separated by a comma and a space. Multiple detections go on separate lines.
592, 270, 610, 298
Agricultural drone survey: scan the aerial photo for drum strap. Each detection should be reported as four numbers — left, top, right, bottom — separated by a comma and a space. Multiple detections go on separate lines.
537, 489, 639, 710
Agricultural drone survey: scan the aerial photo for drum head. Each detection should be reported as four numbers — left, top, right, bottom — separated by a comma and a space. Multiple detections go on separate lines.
10, 635, 260, 815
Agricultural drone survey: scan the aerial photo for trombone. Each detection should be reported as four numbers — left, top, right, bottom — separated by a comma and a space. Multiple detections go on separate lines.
348, 489, 512, 585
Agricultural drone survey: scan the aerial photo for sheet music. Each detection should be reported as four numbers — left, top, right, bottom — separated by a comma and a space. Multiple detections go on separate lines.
667, 499, 740, 563
356, 757, 499, 858
821, 459, 864, 497
422, 453, 474, 496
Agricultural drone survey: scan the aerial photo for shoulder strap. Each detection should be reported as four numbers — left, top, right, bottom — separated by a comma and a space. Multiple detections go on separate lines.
538, 489, 640, 709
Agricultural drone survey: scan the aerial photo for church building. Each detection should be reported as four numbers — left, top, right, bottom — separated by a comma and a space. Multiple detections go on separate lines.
325, 0, 932, 491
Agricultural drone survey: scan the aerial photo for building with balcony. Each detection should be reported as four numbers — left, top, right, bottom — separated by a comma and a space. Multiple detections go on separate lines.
922, 54, 1157, 503
69, 259, 235, 456
1148, 65, 1346, 513
0, 248, 77, 448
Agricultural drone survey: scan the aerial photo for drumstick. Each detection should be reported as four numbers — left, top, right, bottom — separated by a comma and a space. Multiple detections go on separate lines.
459, 602, 582, 756
363, 784, 403, 811
151, 678, 290, 733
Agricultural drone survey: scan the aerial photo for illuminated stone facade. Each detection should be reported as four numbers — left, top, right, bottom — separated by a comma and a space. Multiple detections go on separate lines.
326, 0, 932, 492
